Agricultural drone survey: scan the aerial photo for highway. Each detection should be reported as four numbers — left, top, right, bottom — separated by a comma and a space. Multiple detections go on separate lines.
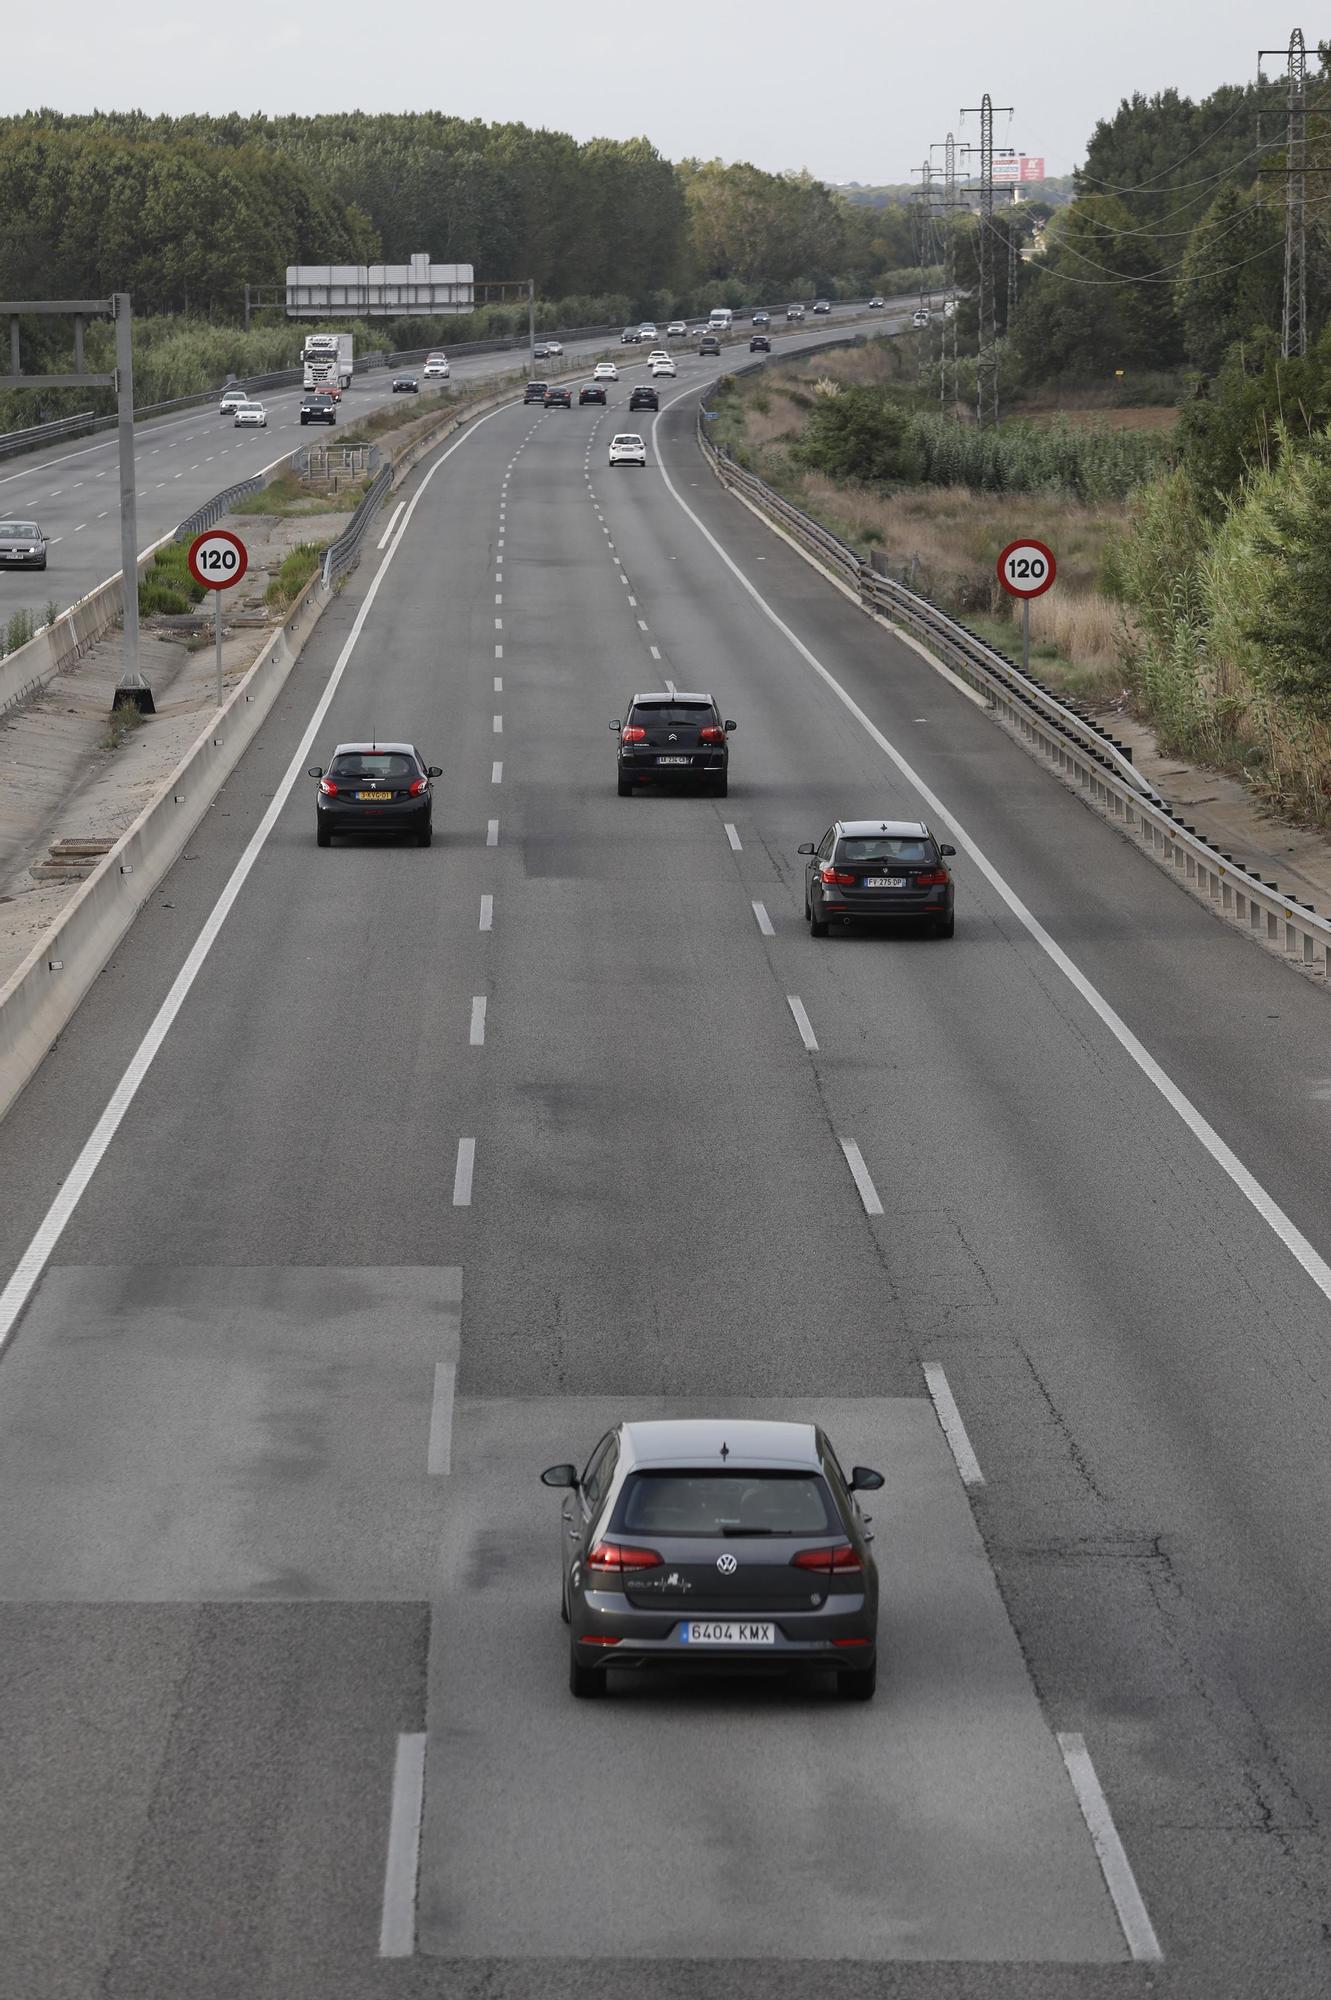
0, 305, 876, 630
0, 326, 1329, 2000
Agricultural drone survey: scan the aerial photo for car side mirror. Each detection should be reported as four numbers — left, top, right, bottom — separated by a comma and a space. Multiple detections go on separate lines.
307, 766, 323, 778
938, 843, 956, 856
541, 1463, 578, 1489
724, 720, 737, 732
609, 720, 621, 732
849, 1466, 885, 1492
797, 842, 815, 856
426, 765, 442, 778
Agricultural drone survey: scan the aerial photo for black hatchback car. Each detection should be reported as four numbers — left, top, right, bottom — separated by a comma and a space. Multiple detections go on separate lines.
308, 741, 441, 847
523, 380, 549, 404
392, 374, 419, 393
629, 384, 659, 412
799, 818, 956, 936
543, 1418, 883, 1700
544, 385, 572, 408
612, 692, 735, 796
579, 382, 607, 405
749, 334, 771, 352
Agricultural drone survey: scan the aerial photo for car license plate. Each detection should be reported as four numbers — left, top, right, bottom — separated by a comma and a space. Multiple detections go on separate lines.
864, 877, 908, 889
356, 790, 392, 801
681, 1621, 775, 1645
657, 755, 691, 765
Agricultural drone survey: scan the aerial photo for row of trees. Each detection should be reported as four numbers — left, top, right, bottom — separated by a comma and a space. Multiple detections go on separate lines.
0, 111, 920, 317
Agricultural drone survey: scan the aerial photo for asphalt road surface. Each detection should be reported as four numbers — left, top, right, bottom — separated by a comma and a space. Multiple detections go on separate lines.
0, 304, 877, 627
0, 325, 1328, 2000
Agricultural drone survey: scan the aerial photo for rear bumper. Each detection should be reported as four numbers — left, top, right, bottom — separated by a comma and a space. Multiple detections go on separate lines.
0, 551, 46, 568
316, 795, 431, 836
619, 754, 726, 783
814, 888, 954, 923
572, 1595, 876, 1668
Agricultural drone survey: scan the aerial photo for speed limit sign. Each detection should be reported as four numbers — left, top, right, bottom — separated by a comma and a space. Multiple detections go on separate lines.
187, 529, 248, 591
997, 539, 1056, 598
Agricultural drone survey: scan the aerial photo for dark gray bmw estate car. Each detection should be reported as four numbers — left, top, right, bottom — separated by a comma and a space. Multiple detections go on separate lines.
543, 1418, 882, 1700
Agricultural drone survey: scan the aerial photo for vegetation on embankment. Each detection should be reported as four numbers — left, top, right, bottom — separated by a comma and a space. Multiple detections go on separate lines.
265, 543, 327, 611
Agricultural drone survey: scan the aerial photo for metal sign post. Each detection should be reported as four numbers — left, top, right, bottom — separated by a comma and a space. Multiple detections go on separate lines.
186, 530, 249, 709
996, 538, 1057, 675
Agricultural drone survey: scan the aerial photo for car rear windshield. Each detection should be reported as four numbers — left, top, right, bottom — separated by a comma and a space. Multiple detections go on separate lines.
631, 702, 713, 723
838, 835, 936, 863
328, 752, 419, 778
618, 1470, 836, 1537
0, 523, 39, 537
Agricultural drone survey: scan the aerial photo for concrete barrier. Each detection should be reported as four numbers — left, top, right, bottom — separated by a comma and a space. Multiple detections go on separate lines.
0, 570, 329, 1122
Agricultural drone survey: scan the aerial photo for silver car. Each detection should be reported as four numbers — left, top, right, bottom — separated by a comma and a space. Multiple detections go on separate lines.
218, 386, 250, 415
233, 401, 268, 428
0, 519, 47, 570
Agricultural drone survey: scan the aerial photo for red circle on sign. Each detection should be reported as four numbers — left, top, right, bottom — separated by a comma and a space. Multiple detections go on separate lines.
996, 539, 1056, 599
187, 528, 249, 591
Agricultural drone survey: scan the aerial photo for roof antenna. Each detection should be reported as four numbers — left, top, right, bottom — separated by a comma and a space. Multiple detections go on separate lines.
720, 1441, 730, 1461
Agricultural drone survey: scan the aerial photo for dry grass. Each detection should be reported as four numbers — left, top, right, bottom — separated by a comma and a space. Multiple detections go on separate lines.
1024, 404, 1179, 434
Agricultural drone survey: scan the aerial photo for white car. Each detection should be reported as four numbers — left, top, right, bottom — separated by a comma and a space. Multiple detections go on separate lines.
912, 308, 931, 328
544, 340, 564, 356
667, 321, 688, 337
218, 386, 250, 415
651, 358, 677, 378
608, 433, 646, 467
638, 323, 658, 340
593, 361, 619, 381
233, 401, 268, 427
647, 349, 670, 364
423, 357, 450, 379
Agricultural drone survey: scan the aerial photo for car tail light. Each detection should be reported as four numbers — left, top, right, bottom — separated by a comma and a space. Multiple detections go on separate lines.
580, 1634, 623, 1646
915, 866, 950, 887
408, 776, 429, 796
588, 1541, 662, 1573
620, 726, 647, 745
819, 866, 856, 887
319, 778, 338, 796
699, 726, 725, 744
791, 1544, 862, 1573
833, 1636, 871, 1647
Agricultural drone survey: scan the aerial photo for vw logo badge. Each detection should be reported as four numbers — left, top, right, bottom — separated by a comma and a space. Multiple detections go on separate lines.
716, 1552, 738, 1575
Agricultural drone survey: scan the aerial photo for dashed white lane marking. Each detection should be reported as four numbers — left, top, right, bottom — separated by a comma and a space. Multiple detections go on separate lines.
751, 901, 775, 938
493, 676, 503, 692
649, 644, 661, 660
494, 617, 502, 630
665, 679, 677, 696
377, 501, 405, 550
839, 1138, 884, 1217
724, 822, 742, 851
379, 1733, 427, 1956
494, 593, 502, 605
486, 818, 499, 846
452, 1138, 476, 1207
491, 761, 502, 784
493, 714, 503, 734
427, 1362, 456, 1475
1058, 1734, 1163, 1961
921, 1364, 984, 1485
495, 572, 502, 583
494, 644, 503, 660
469, 996, 487, 1047
479, 895, 493, 931
73, 523, 86, 533
96, 510, 108, 518
787, 995, 819, 1052
637, 619, 649, 631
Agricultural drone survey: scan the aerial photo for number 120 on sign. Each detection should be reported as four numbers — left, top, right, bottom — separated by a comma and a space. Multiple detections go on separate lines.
997, 539, 1056, 598
186, 529, 249, 591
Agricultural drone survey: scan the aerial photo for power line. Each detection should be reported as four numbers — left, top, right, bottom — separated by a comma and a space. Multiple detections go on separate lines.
1076, 86, 1282, 195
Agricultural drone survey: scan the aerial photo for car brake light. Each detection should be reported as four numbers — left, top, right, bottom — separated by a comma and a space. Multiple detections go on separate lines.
580, 1634, 623, 1646
915, 866, 949, 887
588, 1541, 662, 1573
820, 865, 856, 887
620, 726, 647, 744
408, 776, 429, 796
319, 778, 338, 796
791, 1544, 862, 1573
833, 1636, 871, 1647
699, 726, 725, 744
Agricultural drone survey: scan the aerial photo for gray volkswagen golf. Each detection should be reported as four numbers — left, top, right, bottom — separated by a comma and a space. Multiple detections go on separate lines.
542, 1418, 882, 1700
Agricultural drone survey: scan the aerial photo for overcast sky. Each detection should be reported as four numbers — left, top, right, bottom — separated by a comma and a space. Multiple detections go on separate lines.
6, 1, 1277, 186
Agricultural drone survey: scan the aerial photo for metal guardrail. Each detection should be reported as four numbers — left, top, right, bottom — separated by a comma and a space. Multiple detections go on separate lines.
321, 463, 392, 589
0, 410, 96, 461
175, 479, 267, 541
698, 416, 1331, 983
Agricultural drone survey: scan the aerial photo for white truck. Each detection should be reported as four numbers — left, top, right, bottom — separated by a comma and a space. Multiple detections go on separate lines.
302, 332, 354, 390
708, 307, 734, 333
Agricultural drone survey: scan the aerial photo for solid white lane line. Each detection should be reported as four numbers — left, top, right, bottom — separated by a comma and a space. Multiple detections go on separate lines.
0, 397, 516, 1360
378, 1733, 427, 1956
1058, 1733, 1163, 1961
922, 1364, 984, 1485
652, 388, 1331, 1318
427, 1363, 456, 1475
751, 900, 775, 937
479, 895, 493, 931
376, 501, 405, 550
492, 714, 502, 733
724, 822, 741, 851
487, 818, 499, 846
452, 1138, 476, 1207
839, 1138, 884, 1217
787, 995, 819, 1052
469, 995, 487, 1047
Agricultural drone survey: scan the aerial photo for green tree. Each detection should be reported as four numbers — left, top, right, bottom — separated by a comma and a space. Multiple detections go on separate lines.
1176, 185, 1284, 371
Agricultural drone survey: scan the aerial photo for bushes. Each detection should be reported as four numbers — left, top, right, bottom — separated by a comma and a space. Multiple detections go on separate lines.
139, 539, 206, 617
265, 542, 325, 611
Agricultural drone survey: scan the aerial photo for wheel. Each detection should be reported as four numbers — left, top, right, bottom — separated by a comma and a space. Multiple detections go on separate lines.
569, 1645, 606, 1699
711, 773, 728, 798
617, 774, 634, 797
836, 1658, 877, 1701
316, 820, 331, 848
300, 416, 308, 425
809, 901, 829, 938
36, 559, 46, 571
417, 821, 433, 848
933, 911, 955, 938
